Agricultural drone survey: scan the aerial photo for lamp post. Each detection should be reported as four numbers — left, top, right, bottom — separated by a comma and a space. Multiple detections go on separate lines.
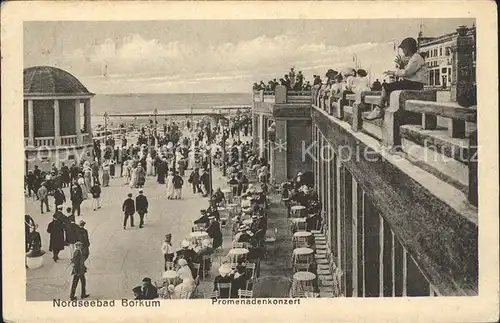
104, 112, 109, 144
154, 108, 158, 137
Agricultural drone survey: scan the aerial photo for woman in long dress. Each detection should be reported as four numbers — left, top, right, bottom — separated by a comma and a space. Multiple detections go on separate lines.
102, 161, 110, 187
84, 168, 92, 198
136, 165, 146, 188
123, 160, 130, 185
146, 154, 154, 176
77, 174, 87, 199
129, 165, 138, 188
165, 171, 175, 199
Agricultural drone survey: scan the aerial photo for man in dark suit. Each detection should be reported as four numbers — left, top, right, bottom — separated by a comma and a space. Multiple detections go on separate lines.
122, 193, 135, 229
206, 216, 223, 249
70, 241, 90, 300
77, 220, 90, 260
135, 190, 148, 228
206, 199, 220, 221
231, 265, 250, 298
141, 277, 158, 299
193, 210, 210, 229
70, 184, 83, 217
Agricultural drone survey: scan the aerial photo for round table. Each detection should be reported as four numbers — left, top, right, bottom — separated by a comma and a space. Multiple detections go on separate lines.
227, 248, 249, 263
162, 270, 178, 286
292, 271, 316, 295
293, 247, 314, 256
242, 219, 253, 225
226, 203, 239, 216
293, 231, 313, 248
291, 205, 306, 218
189, 231, 208, 246
293, 231, 312, 238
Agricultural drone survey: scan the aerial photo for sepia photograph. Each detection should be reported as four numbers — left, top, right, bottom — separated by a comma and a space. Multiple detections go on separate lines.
2, 1, 498, 322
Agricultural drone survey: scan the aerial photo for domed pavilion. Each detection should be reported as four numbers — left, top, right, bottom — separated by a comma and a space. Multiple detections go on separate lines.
24, 66, 95, 171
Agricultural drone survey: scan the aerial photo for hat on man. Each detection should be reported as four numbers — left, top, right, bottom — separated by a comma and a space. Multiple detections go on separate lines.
79, 220, 86, 226
181, 240, 190, 248
75, 241, 84, 246
132, 286, 142, 294
127, 193, 133, 197
138, 189, 143, 194
56, 205, 63, 210
142, 277, 152, 283
238, 225, 248, 231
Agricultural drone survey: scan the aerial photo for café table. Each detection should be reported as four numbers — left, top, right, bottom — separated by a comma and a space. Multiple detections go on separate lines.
227, 248, 249, 263
189, 231, 209, 246
290, 205, 306, 218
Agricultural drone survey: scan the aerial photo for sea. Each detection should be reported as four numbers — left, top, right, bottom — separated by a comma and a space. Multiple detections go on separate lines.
91, 92, 253, 127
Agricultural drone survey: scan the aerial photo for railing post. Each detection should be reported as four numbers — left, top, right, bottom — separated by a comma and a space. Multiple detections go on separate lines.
382, 90, 437, 151
27, 100, 34, 146
54, 99, 61, 146
450, 25, 476, 108
468, 130, 478, 207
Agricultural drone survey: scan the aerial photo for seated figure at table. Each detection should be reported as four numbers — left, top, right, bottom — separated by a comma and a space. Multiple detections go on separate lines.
197, 239, 214, 275
177, 259, 194, 281
206, 216, 223, 249
206, 199, 220, 221
211, 188, 225, 205
174, 240, 199, 276
231, 264, 250, 298
132, 286, 144, 300
233, 225, 253, 245
237, 171, 249, 196
141, 277, 159, 299
173, 278, 195, 299
213, 265, 234, 299
193, 209, 210, 229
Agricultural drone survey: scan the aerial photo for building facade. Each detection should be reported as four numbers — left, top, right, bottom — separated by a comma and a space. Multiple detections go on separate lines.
24, 66, 95, 172
418, 24, 476, 89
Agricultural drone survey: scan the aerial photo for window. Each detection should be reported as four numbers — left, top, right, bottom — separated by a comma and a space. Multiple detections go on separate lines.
434, 69, 440, 86
429, 70, 434, 86
442, 68, 447, 73
439, 47, 442, 56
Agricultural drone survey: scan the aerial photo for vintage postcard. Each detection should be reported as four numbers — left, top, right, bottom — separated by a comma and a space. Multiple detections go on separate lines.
1, 1, 498, 322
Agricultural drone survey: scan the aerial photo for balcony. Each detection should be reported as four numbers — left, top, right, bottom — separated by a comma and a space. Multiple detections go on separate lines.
25, 133, 93, 149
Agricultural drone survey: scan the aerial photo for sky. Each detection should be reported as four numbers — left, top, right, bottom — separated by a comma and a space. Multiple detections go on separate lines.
24, 19, 475, 94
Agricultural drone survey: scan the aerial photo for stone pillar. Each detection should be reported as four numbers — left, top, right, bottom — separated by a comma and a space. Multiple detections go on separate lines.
252, 113, 258, 153
84, 99, 92, 134
75, 99, 82, 145
275, 85, 287, 104
54, 99, 61, 145
272, 119, 287, 183
450, 26, 476, 107
27, 100, 34, 146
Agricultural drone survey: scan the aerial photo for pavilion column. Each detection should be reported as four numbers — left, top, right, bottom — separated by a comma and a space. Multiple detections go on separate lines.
84, 99, 91, 134
27, 100, 34, 146
54, 99, 61, 145
75, 99, 82, 145
258, 114, 265, 158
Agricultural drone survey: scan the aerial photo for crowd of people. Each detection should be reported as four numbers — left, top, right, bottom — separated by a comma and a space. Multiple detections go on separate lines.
312, 37, 428, 121
253, 67, 312, 92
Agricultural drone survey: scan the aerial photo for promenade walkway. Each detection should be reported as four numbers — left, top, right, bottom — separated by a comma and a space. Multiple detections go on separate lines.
26, 133, 295, 300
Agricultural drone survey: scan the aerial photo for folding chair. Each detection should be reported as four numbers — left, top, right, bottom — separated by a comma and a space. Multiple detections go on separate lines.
294, 263, 310, 272
238, 289, 254, 298
294, 236, 309, 248
247, 263, 258, 279
192, 225, 204, 232
192, 263, 201, 294
204, 290, 220, 299
296, 221, 308, 232
200, 255, 212, 280
264, 228, 278, 254
217, 283, 232, 299
304, 292, 320, 298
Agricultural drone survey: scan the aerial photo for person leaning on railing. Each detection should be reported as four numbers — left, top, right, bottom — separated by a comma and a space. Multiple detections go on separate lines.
364, 37, 428, 120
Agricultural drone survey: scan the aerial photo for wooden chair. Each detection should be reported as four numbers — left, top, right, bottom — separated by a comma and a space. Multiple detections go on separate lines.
204, 290, 220, 299
192, 263, 201, 295
304, 292, 320, 298
294, 263, 310, 272
192, 225, 204, 232
296, 221, 308, 232
294, 236, 309, 248
238, 289, 254, 298
199, 255, 212, 280
217, 283, 232, 299
245, 262, 256, 279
